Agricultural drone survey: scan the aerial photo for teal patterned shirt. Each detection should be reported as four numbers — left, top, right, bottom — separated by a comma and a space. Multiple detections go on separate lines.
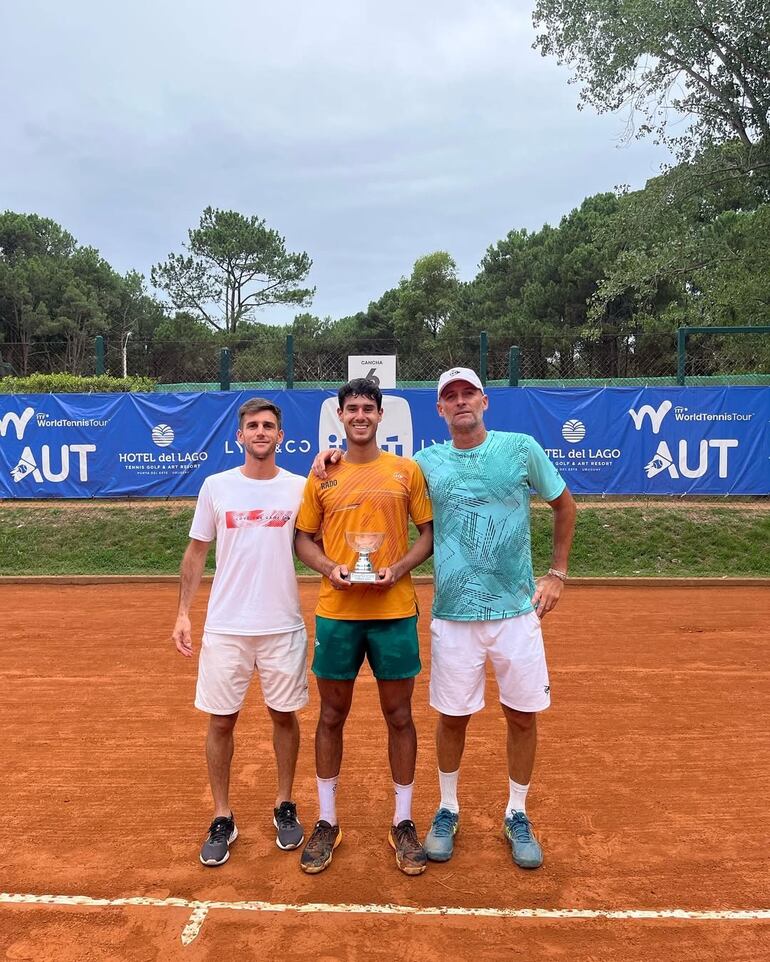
414, 430, 566, 620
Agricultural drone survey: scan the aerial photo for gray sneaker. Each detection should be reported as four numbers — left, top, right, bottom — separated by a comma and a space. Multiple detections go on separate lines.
200, 813, 238, 866
424, 808, 459, 862
273, 801, 305, 850
503, 812, 543, 869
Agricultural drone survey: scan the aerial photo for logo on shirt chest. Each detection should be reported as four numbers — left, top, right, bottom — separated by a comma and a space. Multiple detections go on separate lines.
226, 509, 293, 528
320, 479, 338, 490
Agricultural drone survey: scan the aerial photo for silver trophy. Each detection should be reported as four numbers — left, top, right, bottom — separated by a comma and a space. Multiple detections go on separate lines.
345, 531, 385, 583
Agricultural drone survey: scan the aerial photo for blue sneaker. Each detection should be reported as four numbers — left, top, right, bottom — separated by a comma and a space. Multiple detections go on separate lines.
503, 812, 543, 869
424, 808, 459, 862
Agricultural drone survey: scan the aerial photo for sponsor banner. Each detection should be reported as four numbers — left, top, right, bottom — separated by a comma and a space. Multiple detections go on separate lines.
515, 387, 768, 495
0, 392, 317, 498
0, 387, 767, 497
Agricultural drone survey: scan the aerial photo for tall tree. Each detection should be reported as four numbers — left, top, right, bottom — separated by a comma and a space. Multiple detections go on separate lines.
151, 207, 314, 334
593, 149, 770, 326
394, 252, 460, 343
533, 1, 770, 162
465, 196, 642, 377
0, 211, 166, 376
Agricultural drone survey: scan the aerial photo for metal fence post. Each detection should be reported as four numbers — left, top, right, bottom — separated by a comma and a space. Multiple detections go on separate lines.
676, 327, 687, 386
677, 325, 769, 386
479, 331, 488, 385
219, 348, 231, 391
286, 334, 294, 389
95, 335, 105, 375
508, 345, 520, 387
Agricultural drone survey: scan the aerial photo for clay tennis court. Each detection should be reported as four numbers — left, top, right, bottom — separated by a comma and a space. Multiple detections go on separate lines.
1, 581, 768, 960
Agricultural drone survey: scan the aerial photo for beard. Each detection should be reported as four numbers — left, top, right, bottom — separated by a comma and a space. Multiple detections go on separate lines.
450, 411, 482, 433
244, 440, 277, 460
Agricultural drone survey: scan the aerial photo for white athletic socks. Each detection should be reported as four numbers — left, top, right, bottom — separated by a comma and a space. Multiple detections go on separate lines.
317, 775, 339, 825
506, 778, 530, 816
393, 781, 414, 824
438, 768, 460, 814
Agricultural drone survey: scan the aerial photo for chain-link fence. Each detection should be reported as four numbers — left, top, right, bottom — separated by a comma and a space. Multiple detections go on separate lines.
1, 328, 768, 389
0, 340, 98, 377
680, 328, 770, 383
162, 331, 770, 389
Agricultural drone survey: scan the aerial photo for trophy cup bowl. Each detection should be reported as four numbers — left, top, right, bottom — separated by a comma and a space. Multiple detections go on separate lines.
345, 531, 385, 583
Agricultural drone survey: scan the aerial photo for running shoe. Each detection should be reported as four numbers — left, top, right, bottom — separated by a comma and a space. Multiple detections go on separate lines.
273, 800, 305, 850
424, 808, 459, 862
389, 819, 428, 875
300, 820, 342, 874
503, 811, 543, 869
199, 813, 238, 866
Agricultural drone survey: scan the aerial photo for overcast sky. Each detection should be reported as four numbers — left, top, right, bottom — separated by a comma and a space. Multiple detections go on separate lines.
0, 1, 671, 324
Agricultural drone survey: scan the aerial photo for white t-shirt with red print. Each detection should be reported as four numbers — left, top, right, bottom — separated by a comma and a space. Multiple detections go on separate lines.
189, 466, 306, 635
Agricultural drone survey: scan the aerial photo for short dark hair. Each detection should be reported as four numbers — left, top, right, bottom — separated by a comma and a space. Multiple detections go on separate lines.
238, 397, 282, 430
337, 378, 383, 411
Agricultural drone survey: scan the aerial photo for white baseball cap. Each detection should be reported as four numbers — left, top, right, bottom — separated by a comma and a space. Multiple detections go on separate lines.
437, 367, 484, 398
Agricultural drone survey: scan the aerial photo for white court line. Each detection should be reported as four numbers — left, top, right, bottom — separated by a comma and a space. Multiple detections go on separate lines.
1, 892, 768, 947
179, 904, 209, 945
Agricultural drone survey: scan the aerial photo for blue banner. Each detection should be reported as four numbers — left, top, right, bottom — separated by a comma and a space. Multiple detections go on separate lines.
0, 386, 767, 497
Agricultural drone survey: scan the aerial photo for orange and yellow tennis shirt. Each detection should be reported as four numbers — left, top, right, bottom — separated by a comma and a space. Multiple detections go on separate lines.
296, 451, 433, 621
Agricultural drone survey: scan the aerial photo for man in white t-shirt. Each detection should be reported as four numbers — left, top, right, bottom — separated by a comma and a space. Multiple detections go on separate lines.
172, 398, 309, 867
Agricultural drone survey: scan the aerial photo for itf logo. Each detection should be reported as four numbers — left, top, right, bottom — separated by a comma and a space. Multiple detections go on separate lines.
318, 396, 414, 457
0, 406, 35, 440
628, 400, 672, 434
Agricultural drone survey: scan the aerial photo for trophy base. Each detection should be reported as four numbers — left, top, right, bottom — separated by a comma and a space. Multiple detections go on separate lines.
348, 571, 379, 583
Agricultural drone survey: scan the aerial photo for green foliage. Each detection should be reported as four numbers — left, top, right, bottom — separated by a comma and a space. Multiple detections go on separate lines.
0, 211, 166, 379
147, 311, 218, 383
533, 1, 770, 161
591, 141, 770, 375
394, 251, 460, 346
231, 320, 287, 383
151, 207, 314, 334
466, 194, 646, 377
0, 372, 155, 394
345, 287, 401, 341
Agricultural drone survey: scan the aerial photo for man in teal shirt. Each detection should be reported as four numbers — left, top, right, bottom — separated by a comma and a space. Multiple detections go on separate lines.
414, 367, 576, 869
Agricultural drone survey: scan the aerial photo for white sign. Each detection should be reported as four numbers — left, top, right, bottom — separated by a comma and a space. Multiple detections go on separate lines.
347, 355, 397, 389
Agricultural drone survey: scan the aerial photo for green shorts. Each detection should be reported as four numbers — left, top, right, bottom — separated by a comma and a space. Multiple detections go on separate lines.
312, 615, 421, 681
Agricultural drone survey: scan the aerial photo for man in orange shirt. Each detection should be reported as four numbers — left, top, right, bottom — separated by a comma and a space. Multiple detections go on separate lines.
294, 378, 433, 876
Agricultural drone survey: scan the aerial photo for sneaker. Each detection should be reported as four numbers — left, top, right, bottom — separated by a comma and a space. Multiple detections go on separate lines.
388, 819, 428, 875
424, 808, 459, 862
503, 811, 543, 869
199, 813, 238, 866
300, 820, 342, 874
273, 800, 305, 850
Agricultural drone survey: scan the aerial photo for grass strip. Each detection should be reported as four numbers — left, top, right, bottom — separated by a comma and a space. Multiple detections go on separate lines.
0, 505, 767, 577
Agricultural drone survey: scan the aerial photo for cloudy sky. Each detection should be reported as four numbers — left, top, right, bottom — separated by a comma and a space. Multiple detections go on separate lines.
0, 1, 670, 324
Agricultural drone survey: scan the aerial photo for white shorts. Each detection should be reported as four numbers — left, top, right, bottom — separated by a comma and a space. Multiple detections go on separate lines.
195, 628, 309, 715
429, 612, 550, 716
